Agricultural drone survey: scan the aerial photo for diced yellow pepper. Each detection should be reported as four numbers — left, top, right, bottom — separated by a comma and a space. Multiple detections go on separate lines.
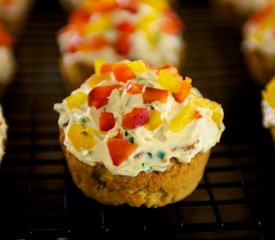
262, 76, 275, 108
157, 69, 181, 92
192, 97, 223, 124
85, 15, 112, 33
170, 103, 196, 132
140, 0, 169, 11
65, 91, 87, 109
67, 123, 97, 152
146, 109, 162, 130
126, 60, 148, 73
87, 72, 112, 88
94, 59, 106, 74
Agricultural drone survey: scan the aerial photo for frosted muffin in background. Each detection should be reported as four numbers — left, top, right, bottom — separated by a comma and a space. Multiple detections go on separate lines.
0, 23, 16, 97
261, 76, 275, 145
211, 0, 275, 26
57, 0, 185, 92
0, 0, 33, 34
0, 104, 7, 163
242, 3, 275, 85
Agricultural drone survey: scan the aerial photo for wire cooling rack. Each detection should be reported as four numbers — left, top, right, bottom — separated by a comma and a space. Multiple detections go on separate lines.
0, 0, 274, 239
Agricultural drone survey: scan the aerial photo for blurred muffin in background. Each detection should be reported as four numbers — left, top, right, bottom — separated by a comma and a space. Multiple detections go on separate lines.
242, 3, 275, 85
211, 0, 275, 26
0, 104, 7, 164
0, 23, 16, 97
261, 76, 275, 145
57, 0, 185, 92
0, 0, 33, 35
59, 0, 179, 12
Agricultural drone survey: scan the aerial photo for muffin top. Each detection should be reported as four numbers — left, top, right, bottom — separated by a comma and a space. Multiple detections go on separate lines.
242, 2, 275, 55
54, 59, 225, 177
57, 0, 184, 67
262, 76, 275, 128
0, 23, 15, 84
0, 105, 7, 163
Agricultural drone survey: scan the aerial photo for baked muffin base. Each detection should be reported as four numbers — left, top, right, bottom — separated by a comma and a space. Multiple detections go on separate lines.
59, 129, 210, 208
244, 49, 275, 85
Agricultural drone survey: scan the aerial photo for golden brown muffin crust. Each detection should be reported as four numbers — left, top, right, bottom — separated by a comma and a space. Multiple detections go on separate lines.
59, 129, 210, 208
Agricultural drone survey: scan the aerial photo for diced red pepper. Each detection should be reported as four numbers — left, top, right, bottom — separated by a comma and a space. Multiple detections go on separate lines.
100, 63, 114, 73
0, 24, 14, 47
113, 62, 136, 82
88, 84, 121, 109
172, 77, 192, 103
126, 81, 144, 94
115, 31, 131, 56
142, 87, 168, 103
116, 20, 135, 33
69, 35, 108, 52
69, 8, 91, 24
99, 112, 115, 131
107, 138, 138, 166
122, 107, 150, 129
160, 10, 183, 34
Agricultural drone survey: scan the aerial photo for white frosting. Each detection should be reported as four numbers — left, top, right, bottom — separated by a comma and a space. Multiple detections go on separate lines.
262, 99, 275, 128
0, 47, 16, 85
0, 105, 7, 163
242, 3, 275, 56
54, 65, 225, 177
58, 2, 184, 68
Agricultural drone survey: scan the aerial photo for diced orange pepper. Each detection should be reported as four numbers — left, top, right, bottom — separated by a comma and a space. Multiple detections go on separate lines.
115, 31, 131, 55
0, 24, 14, 47
160, 10, 183, 34
126, 81, 144, 94
116, 20, 135, 33
142, 87, 168, 103
113, 62, 136, 82
99, 112, 115, 131
107, 138, 138, 166
88, 84, 121, 109
172, 77, 192, 103
100, 63, 114, 73
69, 8, 91, 24
122, 107, 150, 129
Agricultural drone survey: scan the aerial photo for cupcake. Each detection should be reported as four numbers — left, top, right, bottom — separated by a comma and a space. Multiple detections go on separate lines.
211, 0, 274, 26
0, 23, 16, 97
242, 3, 275, 85
57, 0, 184, 92
261, 76, 275, 144
0, 104, 7, 163
0, 0, 33, 35
54, 59, 225, 208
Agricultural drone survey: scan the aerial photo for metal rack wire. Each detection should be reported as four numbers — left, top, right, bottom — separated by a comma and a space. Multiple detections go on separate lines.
0, 0, 274, 239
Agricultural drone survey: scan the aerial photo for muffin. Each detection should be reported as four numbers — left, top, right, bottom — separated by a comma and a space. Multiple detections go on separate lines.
0, 23, 16, 97
0, 104, 7, 163
54, 59, 225, 208
57, 0, 184, 92
0, 0, 33, 35
59, 0, 178, 12
211, 0, 275, 26
242, 3, 275, 85
261, 76, 275, 144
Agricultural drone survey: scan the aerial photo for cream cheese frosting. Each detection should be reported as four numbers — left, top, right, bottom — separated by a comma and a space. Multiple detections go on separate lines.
0, 105, 7, 163
242, 3, 275, 56
54, 59, 225, 177
57, 1, 184, 68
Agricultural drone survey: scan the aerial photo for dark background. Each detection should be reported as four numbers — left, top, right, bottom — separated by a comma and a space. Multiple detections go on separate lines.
0, 0, 274, 239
